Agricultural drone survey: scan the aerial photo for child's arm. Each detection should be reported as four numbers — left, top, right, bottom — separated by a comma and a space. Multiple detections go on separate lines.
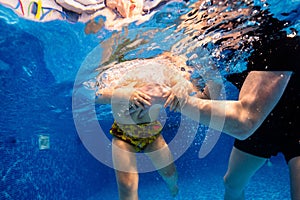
95, 83, 151, 109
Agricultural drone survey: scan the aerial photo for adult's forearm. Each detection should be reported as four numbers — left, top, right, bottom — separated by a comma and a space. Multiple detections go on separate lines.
178, 71, 292, 140
180, 96, 255, 140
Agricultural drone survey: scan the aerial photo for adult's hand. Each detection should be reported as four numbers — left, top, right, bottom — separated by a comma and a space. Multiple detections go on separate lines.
164, 81, 191, 111
129, 83, 171, 117
114, 82, 152, 110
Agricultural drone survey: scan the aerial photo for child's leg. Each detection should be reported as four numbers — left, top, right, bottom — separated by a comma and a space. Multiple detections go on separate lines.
145, 135, 179, 197
112, 137, 139, 200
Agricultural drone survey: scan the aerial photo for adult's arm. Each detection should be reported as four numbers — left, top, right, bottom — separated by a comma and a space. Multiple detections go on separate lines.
172, 71, 292, 140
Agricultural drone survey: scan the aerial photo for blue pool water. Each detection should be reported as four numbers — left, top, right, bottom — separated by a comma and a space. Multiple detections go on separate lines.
1, 0, 299, 199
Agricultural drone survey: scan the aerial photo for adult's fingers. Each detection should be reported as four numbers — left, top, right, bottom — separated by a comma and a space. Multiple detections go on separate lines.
164, 93, 175, 108
137, 92, 151, 106
170, 98, 179, 111
132, 97, 145, 110
138, 91, 151, 101
162, 90, 171, 98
